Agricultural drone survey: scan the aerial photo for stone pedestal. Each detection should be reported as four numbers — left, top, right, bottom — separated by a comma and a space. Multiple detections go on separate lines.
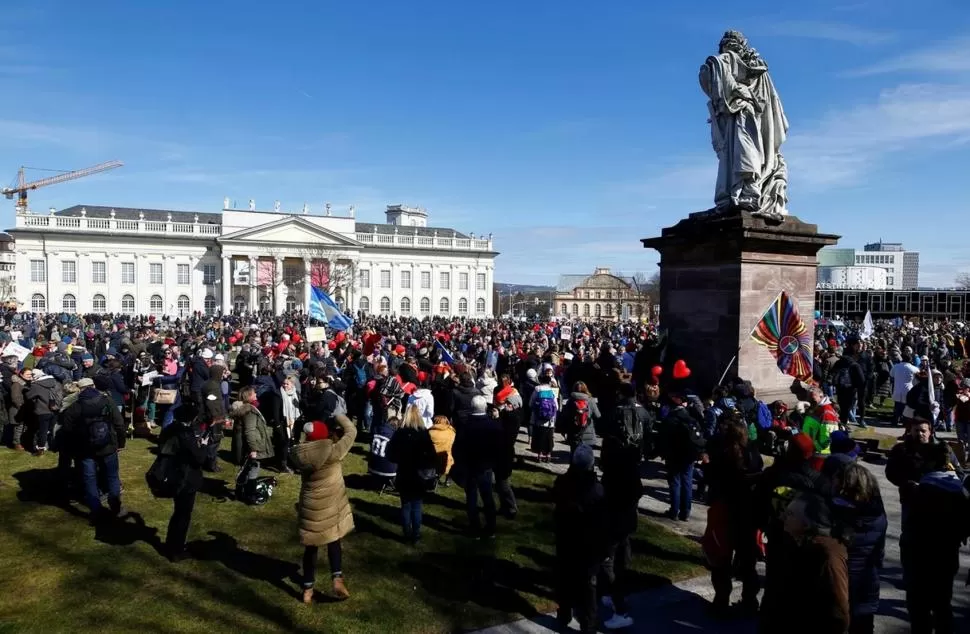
642, 210, 839, 402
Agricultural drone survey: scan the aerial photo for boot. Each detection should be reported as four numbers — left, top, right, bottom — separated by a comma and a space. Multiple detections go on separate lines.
332, 576, 350, 600
13, 444, 24, 452
302, 587, 314, 605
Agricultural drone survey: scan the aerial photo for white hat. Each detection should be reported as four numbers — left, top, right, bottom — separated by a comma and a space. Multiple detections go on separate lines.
214, 353, 225, 361
200, 349, 214, 360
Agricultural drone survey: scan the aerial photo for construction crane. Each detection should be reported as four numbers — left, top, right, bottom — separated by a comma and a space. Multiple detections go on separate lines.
2, 160, 123, 215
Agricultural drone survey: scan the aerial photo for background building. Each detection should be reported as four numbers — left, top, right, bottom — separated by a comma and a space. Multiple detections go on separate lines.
554, 267, 651, 320
817, 265, 889, 290
9, 202, 497, 317
816, 288, 970, 320
816, 241, 920, 290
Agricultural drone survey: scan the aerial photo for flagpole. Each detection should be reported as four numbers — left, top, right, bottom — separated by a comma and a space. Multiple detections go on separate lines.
717, 290, 784, 386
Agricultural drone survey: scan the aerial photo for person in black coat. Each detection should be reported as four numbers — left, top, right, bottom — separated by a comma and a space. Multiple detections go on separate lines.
598, 439, 644, 629
200, 364, 227, 472
452, 395, 502, 537
60, 378, 128, 522
161, 418, 210, 562
831, 336, 867, 429
827, 460, 887, 634
386, 407, 437, 544
188, 350, 212, 412
552, 444, 608, 634
452, 373, 481, 427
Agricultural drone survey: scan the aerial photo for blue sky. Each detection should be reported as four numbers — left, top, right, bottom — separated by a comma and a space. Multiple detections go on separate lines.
2, 0, 969, 286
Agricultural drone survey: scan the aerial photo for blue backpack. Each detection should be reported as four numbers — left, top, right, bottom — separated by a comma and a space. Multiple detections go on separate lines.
533, 388, 557, 421
756, 401, 773, 430
354, 364, 368, 389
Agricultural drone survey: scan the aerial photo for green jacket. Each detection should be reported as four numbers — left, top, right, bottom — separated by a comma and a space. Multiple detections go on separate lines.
230, 401, 275, 460
801, 414, 832, 454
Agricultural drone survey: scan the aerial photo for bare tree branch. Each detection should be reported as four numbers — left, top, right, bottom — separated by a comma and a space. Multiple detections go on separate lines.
956, 272, 970, 289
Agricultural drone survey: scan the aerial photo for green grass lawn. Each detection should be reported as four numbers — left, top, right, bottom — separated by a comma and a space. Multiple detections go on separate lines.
0, 435, 704, 634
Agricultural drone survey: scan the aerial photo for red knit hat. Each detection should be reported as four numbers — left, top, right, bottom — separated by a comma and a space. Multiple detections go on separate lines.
303, 421, 329, 442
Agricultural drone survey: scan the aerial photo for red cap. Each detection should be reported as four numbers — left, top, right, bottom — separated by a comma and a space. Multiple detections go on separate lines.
303, 421, 330, 442
394, 345, 406, 355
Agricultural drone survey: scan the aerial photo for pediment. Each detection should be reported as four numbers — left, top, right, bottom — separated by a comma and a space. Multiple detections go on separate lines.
218, 217, 363, 247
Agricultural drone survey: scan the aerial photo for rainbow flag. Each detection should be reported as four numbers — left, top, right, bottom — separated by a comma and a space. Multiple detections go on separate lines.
751, 292, 813, 381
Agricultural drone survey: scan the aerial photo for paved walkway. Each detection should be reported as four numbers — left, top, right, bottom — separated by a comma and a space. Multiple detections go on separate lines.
475, 425, 970, 633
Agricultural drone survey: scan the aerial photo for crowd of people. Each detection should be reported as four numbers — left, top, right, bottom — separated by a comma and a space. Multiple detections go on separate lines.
1, 310, 969, 633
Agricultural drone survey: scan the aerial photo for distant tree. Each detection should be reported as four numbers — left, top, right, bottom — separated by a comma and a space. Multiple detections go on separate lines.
956, 272, 970, 289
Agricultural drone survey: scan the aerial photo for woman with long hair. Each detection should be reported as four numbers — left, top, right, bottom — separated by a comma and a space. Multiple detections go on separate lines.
828, 460, 887, 634
387, 405, 438, 543
290, 414, 357, 603
702, 417, 764, 617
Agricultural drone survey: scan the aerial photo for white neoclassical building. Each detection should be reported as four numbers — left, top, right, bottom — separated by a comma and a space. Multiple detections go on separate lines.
8, 202, 497, 317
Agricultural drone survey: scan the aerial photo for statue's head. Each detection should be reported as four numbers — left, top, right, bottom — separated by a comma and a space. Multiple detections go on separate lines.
719, 30, 749, 55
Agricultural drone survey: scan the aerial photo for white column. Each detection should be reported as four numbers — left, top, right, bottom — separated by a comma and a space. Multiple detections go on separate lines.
303, 258, 312, 314
221, 255, 231, 314
248, 256, 258, 311
273, 256, 284, 314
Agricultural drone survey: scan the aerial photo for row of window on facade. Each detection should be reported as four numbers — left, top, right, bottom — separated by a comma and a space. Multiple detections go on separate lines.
561, 303, 638, 317
855, 254, 896, 265
359, 269, 487, 291
571, 289, 632, 300
357, 296, 486, 316
29, 260, 219, 285
29, 293, 219, 316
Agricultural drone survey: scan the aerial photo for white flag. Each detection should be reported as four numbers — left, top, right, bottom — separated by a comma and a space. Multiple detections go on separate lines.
861, 311, 874, 340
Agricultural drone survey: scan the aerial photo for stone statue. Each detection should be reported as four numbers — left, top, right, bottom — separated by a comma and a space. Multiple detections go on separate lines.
302, 202, 309, 215
325, 202, 332, 217
249, 199, 256, 211
699, 31, 789, 220
274, 200, 281, 212
223, 196, 230, 209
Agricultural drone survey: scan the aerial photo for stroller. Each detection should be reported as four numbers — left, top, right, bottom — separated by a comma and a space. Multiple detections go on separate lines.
234, 457, 278, 506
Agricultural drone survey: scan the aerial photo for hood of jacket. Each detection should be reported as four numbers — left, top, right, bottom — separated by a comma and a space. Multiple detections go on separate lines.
570, 391, 592, 401
29, 374, 56, 388
230, 400, 259, 418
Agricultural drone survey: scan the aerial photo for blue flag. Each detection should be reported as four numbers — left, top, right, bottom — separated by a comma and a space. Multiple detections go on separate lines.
309, 286, 353, 331
435, 339, 455, 365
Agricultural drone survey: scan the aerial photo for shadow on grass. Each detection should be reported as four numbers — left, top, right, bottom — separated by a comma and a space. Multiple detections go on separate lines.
2, 517, 318, 633
398, 550, 548, 624
94, 511, 165, 555
352, 497, 465, 538
191, 530, 303, 601
13, 467, 88, 520
200, 476, 234, 502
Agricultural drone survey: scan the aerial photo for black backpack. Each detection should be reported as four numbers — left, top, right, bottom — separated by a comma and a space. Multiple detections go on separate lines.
145, 435, 181, 498
834, 365, 854, 389
85, 404, 113, 451
615, 404, 644, 448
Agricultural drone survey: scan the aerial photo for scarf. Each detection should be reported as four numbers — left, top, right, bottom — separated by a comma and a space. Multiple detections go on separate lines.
280, 387, 300, 424
495, 384, 517, 405
163, 358, 178, 375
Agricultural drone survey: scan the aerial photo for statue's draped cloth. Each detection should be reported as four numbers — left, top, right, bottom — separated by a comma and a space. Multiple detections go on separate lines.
700, 50, 789, 217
